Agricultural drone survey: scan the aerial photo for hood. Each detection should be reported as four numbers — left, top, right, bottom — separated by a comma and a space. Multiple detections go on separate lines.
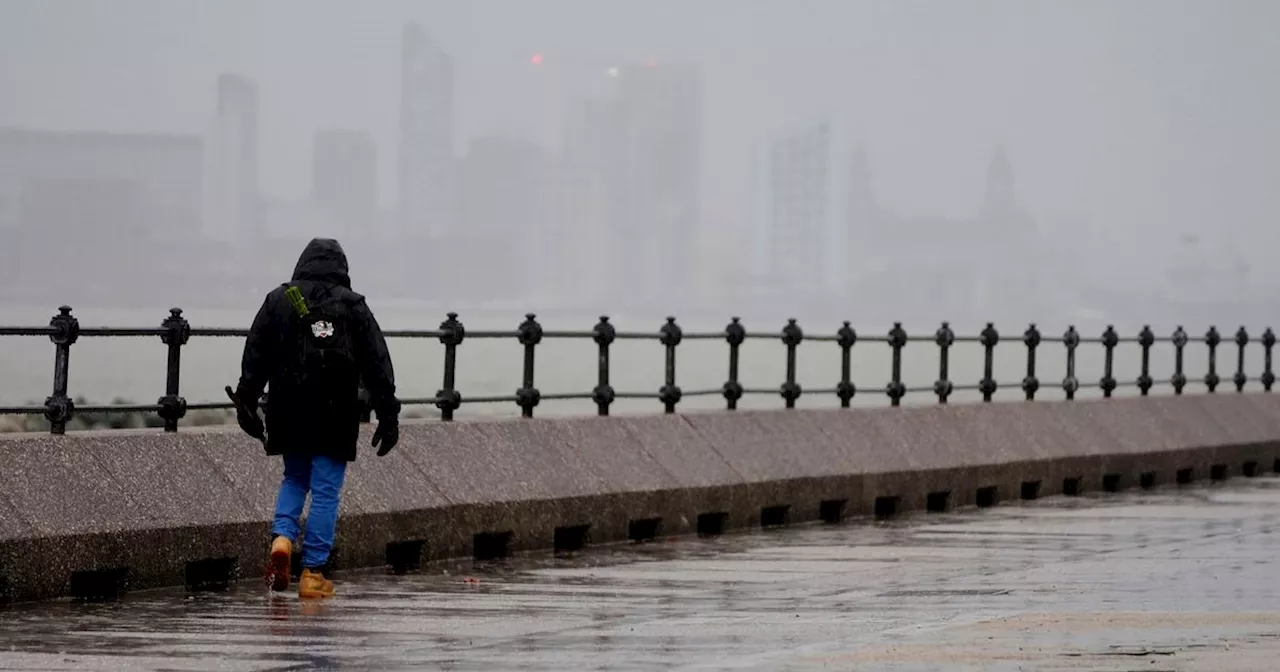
291, 238, 351, 288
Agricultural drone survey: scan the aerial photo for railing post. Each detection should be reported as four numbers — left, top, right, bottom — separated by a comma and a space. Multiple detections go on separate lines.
1205, 326, 1221, 393
44, 306, 79, 435
886, 322, 907, 407
979, 322, 999, 403
592, 316, 616, 416
780, 318, 803, 409
1234, 326, 1249, 393
836, 321, 857, 409
158, 307, 190, 432
435, 312, 464, 421
516, 313, 543, 418
934, 321, 954, 404
1263, 328, 1276, 392
1100, 325, 1118, 399
1023, 323, 1041, 401
1172, 326, 1188, 395
659, 317, 683, 414
723, 317, 745, 410
1137, 325, 1154, 396
1062, 326, 1079, 401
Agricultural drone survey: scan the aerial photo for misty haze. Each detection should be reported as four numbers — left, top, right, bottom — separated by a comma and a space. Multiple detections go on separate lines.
2, 0, 1279, 417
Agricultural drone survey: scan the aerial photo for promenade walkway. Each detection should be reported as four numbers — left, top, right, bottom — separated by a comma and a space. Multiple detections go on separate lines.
2, 477, 1277, 671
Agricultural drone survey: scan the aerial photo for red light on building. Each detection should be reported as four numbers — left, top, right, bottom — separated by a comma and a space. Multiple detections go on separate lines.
531, 53, 544, 65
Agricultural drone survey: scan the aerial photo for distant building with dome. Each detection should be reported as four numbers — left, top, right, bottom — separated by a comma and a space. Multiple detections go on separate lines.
847, 146, 1056, 323
741, 127, 1059, 325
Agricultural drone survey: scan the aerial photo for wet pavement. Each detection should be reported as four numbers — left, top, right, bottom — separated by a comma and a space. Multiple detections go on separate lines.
4, 479, 1280, 671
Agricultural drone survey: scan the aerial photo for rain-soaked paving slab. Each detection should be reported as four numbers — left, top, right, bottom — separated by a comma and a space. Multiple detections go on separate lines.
5, 478, 1280, 671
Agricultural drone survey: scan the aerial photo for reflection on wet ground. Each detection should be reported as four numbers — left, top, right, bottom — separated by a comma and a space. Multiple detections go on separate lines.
4, 478, 1280, 670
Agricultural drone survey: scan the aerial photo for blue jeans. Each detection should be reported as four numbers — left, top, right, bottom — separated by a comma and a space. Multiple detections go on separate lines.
271, 454, 349, 569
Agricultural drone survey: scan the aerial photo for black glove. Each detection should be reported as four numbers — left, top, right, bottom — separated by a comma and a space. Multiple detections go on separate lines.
227, 384, 265, 443
372, 417, 399, 456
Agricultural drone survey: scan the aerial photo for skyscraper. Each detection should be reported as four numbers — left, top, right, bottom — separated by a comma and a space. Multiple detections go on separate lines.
398, 22, 455, 240
312, 129, 377, 238
767, 122, 833, 296
203, 73, 259, 244
845, 144, 880, 272
458, 134, 553, 301
609, 63, 701, 306
555, 98, 624, 304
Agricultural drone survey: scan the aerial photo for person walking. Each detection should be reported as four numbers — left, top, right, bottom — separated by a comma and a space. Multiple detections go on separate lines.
230, 238, 400, 599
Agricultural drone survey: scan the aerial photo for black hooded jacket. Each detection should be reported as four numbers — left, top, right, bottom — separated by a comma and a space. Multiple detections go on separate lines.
236, 238, 399, 461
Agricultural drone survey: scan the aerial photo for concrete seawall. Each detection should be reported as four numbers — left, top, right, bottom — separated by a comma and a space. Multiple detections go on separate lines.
2, 394, 1280, 604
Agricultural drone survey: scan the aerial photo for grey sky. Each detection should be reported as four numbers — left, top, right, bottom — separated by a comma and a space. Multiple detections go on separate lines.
2, 0, 1278, 256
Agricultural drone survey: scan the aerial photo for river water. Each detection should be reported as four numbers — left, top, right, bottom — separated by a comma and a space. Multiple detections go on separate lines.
0, 302, 1265, 422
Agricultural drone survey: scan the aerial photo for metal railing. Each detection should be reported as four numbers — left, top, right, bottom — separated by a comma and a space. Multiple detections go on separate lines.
1, 305, 1276, 435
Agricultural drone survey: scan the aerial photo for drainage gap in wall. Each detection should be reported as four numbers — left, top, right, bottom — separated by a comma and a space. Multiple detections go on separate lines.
183, 557, 237, 592
976, 486, 999, 508
819, 499, 848, 524
874, 496, 900, 519
554, 524, 590, 553
473, 531, 513, 561
1244, 461, 1260, 478
1139, 472, 1157, 489
628, 517, 662, 543
1102, 474, 1122, 493
69, 567, 129, 602
1274, 458, 1280, 474
1020, 481, 1042, 501
697, 512, 729, 537
385, 539, 426, 574
1062, 477, 1082, 496
1211, 464, 1229, 481
1176, 468, 1194, 485
926, 491, 951, 513
760, 505, 791, 529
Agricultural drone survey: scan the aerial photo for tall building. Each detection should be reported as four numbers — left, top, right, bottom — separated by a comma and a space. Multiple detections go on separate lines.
767, 122, 834, 296
609, 63, 701, 306
398, 22, 456, 240
845, 144, 884, 277
554, 98, 624, 304
203, 73, 260, 244
312, 129, 377, 238
457, 135, 553, 301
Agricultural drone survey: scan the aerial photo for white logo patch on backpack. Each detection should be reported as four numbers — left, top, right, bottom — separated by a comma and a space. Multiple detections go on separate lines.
311, 320, 335, 339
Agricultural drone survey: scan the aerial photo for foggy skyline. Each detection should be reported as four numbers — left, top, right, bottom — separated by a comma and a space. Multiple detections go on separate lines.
1, 0, 1279, 331
2, 0, 1277, 248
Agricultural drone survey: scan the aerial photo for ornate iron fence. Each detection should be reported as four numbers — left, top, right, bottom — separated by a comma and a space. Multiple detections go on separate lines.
0, 305, 1275, 435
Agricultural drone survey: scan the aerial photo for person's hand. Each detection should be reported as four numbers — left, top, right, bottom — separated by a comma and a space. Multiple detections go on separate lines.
372, 417, 399, 456
238, 408, 264, 439
229, 385, 265, 442
235, 404, 265, 442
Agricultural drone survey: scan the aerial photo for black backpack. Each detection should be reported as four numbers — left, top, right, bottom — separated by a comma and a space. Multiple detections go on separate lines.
283, 283, 359, 408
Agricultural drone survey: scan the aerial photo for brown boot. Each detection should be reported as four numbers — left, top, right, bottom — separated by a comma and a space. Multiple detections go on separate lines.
298, 568, 335, 599
265, 536, 292, 592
